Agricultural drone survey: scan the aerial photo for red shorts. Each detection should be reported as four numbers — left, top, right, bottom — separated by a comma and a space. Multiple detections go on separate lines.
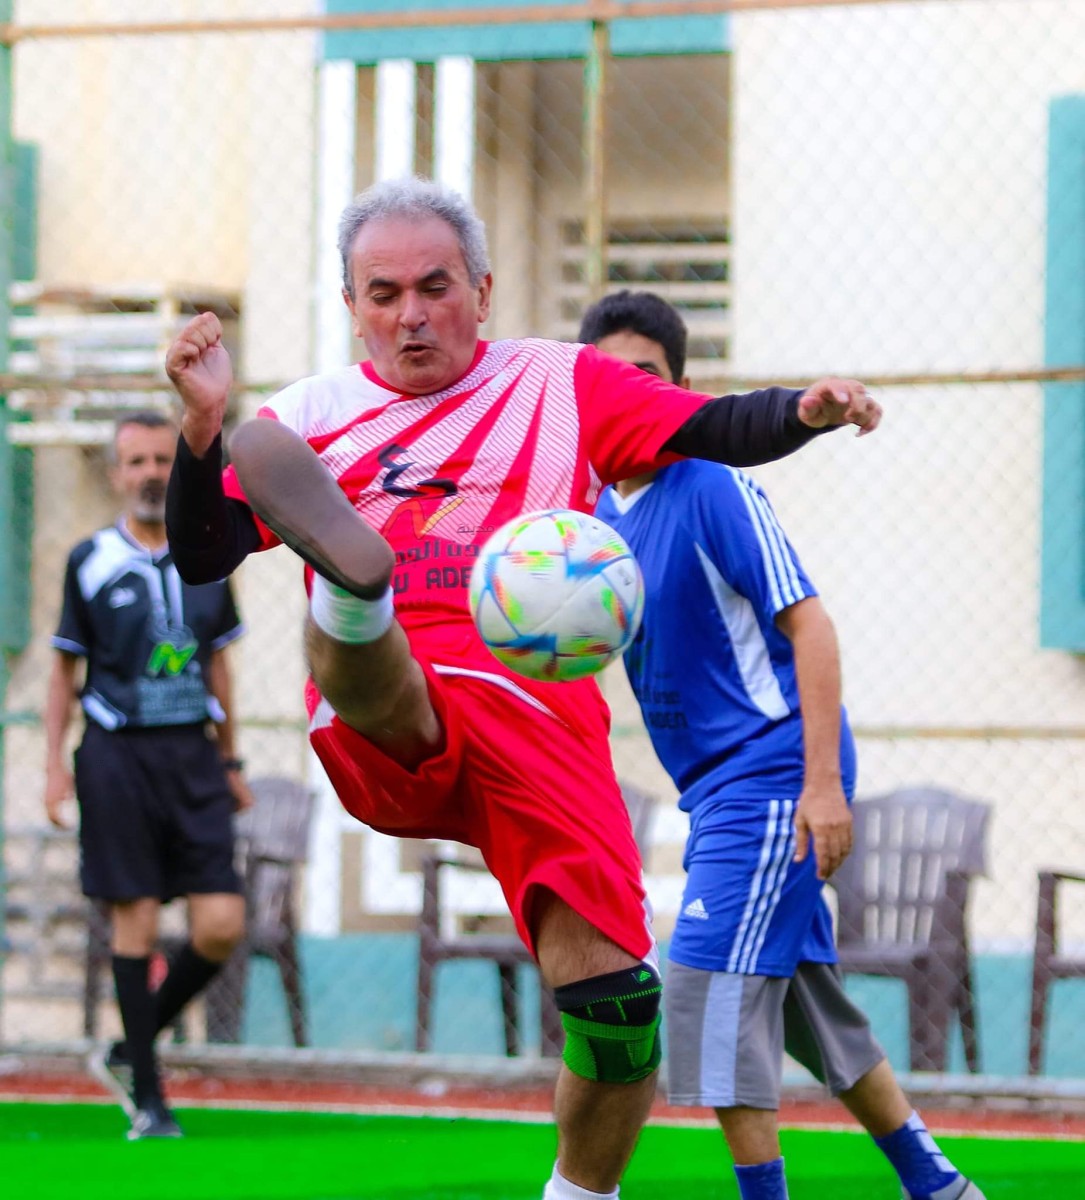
306, 658, 652, 961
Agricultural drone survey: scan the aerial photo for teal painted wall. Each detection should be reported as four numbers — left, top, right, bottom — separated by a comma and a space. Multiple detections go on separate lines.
323, 0, 729, 64
0, 143, 37, 658
242, 936, 1073, 1078
1041, 97, 1085, 649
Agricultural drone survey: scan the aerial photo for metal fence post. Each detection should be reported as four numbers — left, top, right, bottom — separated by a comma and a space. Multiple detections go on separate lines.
583, 16, 609, 306
0, 0, 13, 1018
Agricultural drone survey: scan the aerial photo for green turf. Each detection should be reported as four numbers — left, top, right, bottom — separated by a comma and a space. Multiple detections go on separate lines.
1, 1102, 1082, 1199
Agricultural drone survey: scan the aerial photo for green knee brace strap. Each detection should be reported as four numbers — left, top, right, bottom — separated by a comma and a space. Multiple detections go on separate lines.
560, 1009, 662, 1083
555, 965, 663, 1083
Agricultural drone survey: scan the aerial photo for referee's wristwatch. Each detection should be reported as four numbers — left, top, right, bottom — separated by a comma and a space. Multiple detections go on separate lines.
222, 757, 245, 772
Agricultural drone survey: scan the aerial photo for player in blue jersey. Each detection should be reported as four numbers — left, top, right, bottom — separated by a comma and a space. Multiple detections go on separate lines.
582, 291, 985, 1200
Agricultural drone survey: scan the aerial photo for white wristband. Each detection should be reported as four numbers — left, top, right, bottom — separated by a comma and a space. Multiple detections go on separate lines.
309, 576, 395, 644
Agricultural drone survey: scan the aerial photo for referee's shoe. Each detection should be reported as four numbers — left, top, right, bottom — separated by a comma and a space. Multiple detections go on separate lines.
127, 1102, 183, 1141
89, 1042, 183, 1139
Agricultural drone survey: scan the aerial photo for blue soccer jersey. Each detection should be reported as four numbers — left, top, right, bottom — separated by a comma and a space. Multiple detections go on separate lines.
596, 460, 857, 810
597, 459, 857, 974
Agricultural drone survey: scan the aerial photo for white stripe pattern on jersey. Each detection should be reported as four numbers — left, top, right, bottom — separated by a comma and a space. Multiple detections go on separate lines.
77, 529, 140, 603
733, 472, 808, 612
727, 798, 797, 974
694, 542, 789, 720
78, 529, 186, 634
265, 340, 596, 541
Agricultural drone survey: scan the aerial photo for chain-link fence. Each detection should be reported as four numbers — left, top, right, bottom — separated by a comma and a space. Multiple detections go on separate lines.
3, 0, 1085, 1099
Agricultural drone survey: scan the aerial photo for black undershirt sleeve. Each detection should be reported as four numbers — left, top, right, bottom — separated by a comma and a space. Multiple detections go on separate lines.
662, 387, 833, 467
165, 433, 262, 584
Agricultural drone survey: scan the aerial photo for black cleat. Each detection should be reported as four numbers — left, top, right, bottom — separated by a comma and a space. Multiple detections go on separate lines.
229, 418, 394, 599
88, 1041, 136, 1118
126, 1102, 183, 1141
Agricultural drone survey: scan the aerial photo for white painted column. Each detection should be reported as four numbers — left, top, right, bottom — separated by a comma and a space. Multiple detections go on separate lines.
315, 58, 358, 375
434, 56, 476, 199
375, 58, 417, 181
305, 59, 359, 937
303, 59, 417, 936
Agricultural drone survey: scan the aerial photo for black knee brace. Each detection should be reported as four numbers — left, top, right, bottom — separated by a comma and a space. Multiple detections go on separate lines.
553, 962, 662, 1083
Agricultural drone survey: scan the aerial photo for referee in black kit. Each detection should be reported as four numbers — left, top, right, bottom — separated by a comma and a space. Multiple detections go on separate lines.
42, 410, 252, 1140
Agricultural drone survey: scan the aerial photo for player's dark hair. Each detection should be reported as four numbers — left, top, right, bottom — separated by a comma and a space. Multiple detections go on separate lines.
578, 290, 688, 385
338, 177, 491, 298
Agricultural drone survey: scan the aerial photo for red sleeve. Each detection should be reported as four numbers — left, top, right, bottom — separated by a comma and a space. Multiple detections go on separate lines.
221, 409, 282, 551
573, 344, 711, 485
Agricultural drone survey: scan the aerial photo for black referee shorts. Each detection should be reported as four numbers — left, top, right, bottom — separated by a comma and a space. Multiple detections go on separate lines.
75, 721, 242, 903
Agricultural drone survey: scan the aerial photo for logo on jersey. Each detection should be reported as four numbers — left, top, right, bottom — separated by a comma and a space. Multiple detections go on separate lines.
146, 624, 198, 677
378, 442, 457, 500
108, 586, 138, 609
683, 898, 710, 921
377, 441, 465, 538
147, 639, 197, 676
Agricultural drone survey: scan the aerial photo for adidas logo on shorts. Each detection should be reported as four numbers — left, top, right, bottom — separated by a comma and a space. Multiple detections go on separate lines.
682, 897, 710, 920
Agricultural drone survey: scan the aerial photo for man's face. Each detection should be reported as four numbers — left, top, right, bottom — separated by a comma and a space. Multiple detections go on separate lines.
111, 424, 175, 525
593, 329, 683, 387
343, 215, 492, 395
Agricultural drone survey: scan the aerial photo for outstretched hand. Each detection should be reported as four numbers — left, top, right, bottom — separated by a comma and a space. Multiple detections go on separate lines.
165, 312, 234, 456
798, 378, 881, 437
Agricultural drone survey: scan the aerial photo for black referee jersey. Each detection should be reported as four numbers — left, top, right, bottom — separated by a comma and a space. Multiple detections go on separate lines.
52, 521, 244, 730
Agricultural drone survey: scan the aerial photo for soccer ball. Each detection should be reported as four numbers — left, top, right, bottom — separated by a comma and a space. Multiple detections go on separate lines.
468, 508, 645, 682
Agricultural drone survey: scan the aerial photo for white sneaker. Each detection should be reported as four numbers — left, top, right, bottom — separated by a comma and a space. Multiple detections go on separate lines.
904, 1182, 987, 1200
126, 1103, 183, 1141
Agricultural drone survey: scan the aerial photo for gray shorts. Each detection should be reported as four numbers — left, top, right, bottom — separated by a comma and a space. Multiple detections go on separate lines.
664, 959, 885, 1109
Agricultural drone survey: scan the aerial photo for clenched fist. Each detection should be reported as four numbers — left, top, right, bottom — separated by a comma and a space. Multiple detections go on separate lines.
165, 312, 234, 457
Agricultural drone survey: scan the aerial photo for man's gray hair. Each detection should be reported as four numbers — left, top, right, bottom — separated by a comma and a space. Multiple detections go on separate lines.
108, 409, 177, 464
338, 177, 491, 298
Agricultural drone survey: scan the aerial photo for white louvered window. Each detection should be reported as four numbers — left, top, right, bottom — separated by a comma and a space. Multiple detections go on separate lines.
553, 219, 730, 386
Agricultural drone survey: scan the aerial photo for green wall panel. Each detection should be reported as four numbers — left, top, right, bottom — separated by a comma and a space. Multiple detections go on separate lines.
323, 0, 729, 63
1041, 97, 1085, 649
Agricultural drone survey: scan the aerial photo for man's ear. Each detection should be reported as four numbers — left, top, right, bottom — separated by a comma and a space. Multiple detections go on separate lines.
477, 273, 494, 324
342, 288, 364, 339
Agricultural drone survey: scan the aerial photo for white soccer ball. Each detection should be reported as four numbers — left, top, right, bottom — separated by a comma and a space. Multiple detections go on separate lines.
468, 508, 645, 682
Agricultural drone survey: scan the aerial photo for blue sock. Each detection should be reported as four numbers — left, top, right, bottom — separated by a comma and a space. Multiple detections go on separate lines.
874, 1112, 964, 1199
733, 1158, 788, 1200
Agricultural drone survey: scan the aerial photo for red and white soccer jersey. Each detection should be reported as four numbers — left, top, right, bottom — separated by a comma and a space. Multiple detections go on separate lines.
223, 338, 708, 958
224, 338, 707, 658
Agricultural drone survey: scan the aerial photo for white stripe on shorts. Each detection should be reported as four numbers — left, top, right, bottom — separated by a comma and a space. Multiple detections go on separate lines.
729, 799, 796, 973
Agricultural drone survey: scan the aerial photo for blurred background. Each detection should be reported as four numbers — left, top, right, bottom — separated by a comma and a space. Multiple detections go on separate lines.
2, 0, 1085, 1102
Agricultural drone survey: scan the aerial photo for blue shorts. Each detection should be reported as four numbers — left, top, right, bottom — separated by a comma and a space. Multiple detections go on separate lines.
669, 795, 837, 977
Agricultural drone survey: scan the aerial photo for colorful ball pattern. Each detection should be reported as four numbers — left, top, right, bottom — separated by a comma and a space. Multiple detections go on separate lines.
468, 508, 645, 682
